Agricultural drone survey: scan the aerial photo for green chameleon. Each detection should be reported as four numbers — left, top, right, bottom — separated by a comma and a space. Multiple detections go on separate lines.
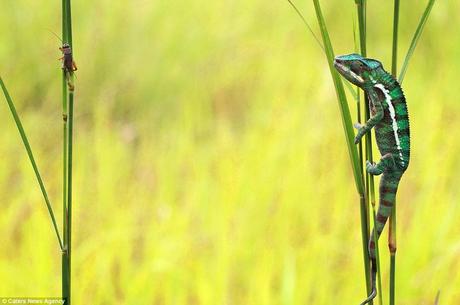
333, 54, 410, 305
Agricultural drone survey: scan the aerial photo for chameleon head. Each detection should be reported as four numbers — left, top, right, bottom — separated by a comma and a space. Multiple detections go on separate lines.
333, 53, 382, 89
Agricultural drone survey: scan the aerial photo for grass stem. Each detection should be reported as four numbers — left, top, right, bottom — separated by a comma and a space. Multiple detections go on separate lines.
389, 2, 400, 303
355, 1, 381, 303
389, 208, 397, 305
311, 0, 364, 195
62, 0, 74, 303
391, 0, 400, 77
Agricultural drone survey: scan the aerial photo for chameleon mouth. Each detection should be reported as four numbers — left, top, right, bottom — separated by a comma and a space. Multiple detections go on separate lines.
333, 59, 364, 84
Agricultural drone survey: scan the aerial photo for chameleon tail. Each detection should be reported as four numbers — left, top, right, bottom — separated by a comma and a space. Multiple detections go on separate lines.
369, 171, 403, 258
359, 258, 377, 305
359, 171, 402, 305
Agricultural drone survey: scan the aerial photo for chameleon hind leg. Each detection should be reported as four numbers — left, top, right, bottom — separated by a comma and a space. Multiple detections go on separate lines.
366, 153, 395, 175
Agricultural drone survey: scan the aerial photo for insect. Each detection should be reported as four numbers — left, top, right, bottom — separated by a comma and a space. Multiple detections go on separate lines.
334, 53, 410, 305
59, 43, 77, 75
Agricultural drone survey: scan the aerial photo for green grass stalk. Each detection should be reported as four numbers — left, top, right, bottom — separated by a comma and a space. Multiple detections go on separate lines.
358, 194, 372, 299
61, 0, 69, 302
355, 1, 382, 303
353, 19, 364, 179
64, 89, 74, 305
389, 1, 400, 304
61, 0, 69, 300
355, 0, 366, 55
286, 5, 371, 299
389, 210, 396, 305
61, 0, 68, 224
391, 0, 400, 78
286, 0, 358, 101
61, 81, 69, 304
0, 77, 64, 251
311, 1, 371, 300
311, 0, 364, 195
352, 30, 370, 296
434, 291, 440, 305
61, 0, 74, 303
389, 0, 436, 302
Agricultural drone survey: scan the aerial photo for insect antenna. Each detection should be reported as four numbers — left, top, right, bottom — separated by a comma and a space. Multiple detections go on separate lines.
286, 0, 325, 53
47, 29, 64, 43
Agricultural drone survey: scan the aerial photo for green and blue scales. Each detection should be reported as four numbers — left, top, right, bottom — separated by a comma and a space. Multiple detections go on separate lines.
333, 54, 410, 305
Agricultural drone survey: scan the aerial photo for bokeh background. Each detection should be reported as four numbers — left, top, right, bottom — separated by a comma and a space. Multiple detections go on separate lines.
0, 0, 459, 304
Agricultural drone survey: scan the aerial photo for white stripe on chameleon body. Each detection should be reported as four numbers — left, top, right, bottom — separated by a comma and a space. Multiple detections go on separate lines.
374, 83, 405, 167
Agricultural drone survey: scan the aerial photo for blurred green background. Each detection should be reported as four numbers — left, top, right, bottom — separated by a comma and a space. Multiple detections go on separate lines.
0, 0, 459, 304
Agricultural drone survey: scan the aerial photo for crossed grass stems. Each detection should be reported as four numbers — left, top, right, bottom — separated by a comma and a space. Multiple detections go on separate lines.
0, 0, 74, 304
288, 0, 436, 304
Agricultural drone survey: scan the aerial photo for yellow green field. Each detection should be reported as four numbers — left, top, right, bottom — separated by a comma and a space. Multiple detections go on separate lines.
0, 1, 459, 304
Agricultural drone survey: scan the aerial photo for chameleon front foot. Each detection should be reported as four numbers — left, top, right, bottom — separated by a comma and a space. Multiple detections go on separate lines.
366, 154, 396, 175
366, 161, 384, 175
353, 123, 366, 144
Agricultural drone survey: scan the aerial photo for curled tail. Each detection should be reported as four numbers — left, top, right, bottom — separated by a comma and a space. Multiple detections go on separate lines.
359, 171, 402, 305
359, 258, 377, 305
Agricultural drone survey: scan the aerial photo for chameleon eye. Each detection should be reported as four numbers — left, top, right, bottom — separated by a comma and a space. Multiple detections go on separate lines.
350, 61, 362, 73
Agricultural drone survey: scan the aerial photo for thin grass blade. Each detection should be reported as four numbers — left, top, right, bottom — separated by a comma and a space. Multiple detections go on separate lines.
312, 1, 372, 299
311, 0, 364, 195
355, 1, 379, 302
355, 0, 367, 56
433, 291, 440, 305
286, 0, 324, 51
62, 0, 75, 303
352, 18, 364, 180
286, 0, 358, 101
389, 208, 397, 305
398, 0, 436, 83
389, 1, 400, 305
0, 77, 64, 250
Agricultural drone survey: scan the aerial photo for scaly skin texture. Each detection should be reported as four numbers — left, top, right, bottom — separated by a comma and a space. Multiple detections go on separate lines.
333, 54, 410, 305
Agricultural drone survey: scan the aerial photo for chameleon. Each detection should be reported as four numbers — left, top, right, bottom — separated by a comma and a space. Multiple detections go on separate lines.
333, 53, 410, 305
